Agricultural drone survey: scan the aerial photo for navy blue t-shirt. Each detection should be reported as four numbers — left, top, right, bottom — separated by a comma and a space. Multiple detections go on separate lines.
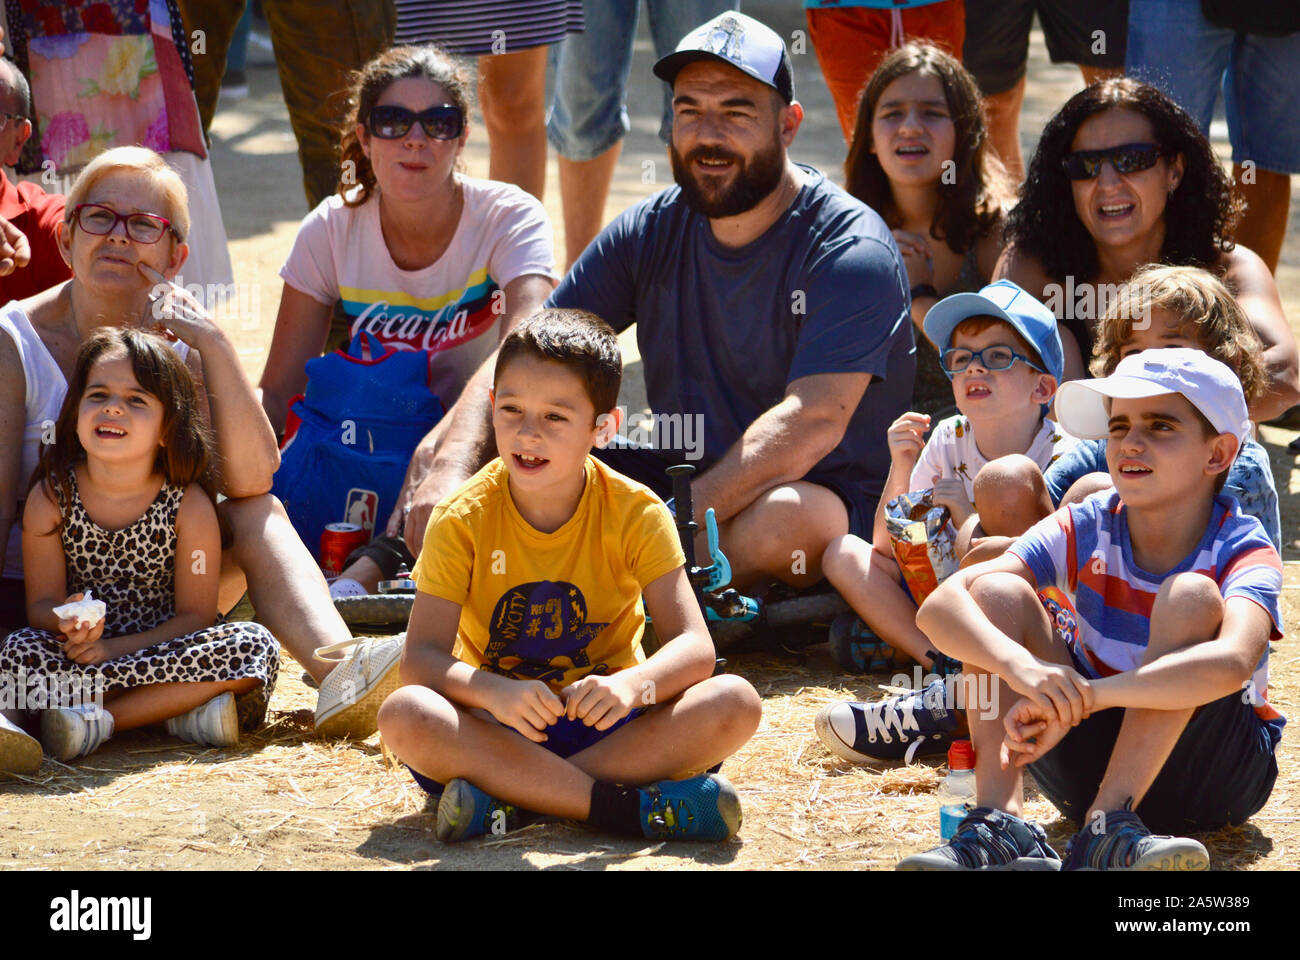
546, 165, 913, 522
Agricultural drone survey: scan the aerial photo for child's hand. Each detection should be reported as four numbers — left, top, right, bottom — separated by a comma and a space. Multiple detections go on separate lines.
930, 477, 973, 528
887, 412, 931, 466
1006, 658, 1094, 729
486, 678, 564, 743
62, 636, 110, 666
56, 593, 105, 653
1000, 696, 1071, 768
560, 673, 641, 731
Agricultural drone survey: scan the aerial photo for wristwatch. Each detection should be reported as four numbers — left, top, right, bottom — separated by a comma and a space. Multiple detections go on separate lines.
910, 283, 939, 302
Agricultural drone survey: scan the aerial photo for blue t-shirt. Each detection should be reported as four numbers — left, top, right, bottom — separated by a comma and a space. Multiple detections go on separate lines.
546, 165, 914, 517
1042, 437, 1281, 554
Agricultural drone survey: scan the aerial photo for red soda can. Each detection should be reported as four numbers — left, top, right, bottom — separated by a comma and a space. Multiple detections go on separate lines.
321, 522, 369, 579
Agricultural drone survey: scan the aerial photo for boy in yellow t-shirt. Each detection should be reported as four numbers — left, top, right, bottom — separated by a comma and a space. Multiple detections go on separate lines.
377, 308, 762, 843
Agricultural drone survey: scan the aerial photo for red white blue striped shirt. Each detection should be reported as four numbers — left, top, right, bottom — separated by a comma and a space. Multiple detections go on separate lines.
1010, 490, 1284, 723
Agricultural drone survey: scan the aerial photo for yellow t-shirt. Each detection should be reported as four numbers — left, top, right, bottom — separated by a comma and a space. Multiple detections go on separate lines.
414, 455, 687, 692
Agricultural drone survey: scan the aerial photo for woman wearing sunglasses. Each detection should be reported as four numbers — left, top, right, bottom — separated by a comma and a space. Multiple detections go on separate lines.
995, 77, 1299, 421
258, 45, 558, 593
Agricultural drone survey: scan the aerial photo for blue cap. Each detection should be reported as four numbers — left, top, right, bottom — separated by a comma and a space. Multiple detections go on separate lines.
922, 280, 1064, 383
653, 12, 795, 103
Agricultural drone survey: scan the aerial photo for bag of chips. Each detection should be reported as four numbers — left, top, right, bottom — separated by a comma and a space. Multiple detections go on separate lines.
885, 489, 960, 606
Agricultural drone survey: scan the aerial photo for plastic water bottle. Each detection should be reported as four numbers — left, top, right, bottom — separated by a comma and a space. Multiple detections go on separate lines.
937, 739, 976, 839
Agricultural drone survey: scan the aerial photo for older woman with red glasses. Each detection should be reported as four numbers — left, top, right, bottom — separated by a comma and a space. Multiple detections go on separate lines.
995, 78, 1299, 421
258, 45, 558, 597
0, 147, 405, 743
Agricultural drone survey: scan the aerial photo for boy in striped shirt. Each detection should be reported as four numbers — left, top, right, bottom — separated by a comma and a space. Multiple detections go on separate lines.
898, 349, 1283, 871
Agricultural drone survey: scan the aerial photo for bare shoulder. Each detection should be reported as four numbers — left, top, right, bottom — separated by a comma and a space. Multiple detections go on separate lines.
1220, 245, 1277, 293
992, 240, 1052, 296
23, 479, 60, 529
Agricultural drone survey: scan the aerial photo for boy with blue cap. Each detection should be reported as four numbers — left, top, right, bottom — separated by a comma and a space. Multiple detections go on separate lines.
817, 280, 1076, 762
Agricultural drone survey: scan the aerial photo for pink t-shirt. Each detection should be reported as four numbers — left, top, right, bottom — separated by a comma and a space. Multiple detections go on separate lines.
280, 176, 558, 408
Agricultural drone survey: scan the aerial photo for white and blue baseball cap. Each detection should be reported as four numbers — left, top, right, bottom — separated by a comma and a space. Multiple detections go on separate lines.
923, 280, 1065, 383
653, 11, 795, 103
1055, 348, 1250, 447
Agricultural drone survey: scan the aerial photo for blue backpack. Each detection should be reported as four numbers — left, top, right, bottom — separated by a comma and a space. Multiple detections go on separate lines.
271, 333, 443, 560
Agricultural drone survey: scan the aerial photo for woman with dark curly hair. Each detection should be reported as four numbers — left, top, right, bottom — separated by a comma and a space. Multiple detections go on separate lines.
258, 46, 559, 597
845, 42, 1013, 417
995, 77, 1299, 421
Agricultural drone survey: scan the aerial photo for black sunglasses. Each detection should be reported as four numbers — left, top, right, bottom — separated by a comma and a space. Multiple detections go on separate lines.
367, 104, 464, 141
1061, 142, 1166, 180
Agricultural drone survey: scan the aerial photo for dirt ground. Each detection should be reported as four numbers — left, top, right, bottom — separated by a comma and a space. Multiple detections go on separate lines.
3, 2, 1300, 870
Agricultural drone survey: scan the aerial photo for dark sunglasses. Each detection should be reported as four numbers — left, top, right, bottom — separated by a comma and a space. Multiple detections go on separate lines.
70, 203, 177, 244
940, 345, 1046, 378
1061, 142, 1166, 180
367, 104, 464, 141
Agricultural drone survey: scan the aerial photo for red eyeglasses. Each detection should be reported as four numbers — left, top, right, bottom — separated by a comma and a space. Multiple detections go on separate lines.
70, 203, 179, 244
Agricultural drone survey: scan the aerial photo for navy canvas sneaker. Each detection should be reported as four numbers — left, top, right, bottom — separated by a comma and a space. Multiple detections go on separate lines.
815, 678, 959, 763
897, 807, 1062, 871
1062, 799, 1209, 871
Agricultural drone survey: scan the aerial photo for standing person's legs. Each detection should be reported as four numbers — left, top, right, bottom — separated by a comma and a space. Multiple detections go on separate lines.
1125, 0, 1230, 130
1226, 29, 1300, 274
550, 0, 640, 268
478, 45, 551, 201
807, 2, 966, 145
175, 0, 246, 135
261, 0, 395, 209
645, 1, 739, 143
963, 0, 1035, 181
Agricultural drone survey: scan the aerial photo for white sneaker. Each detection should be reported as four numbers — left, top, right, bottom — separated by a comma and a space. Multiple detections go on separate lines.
40, 704, 115, 761
165, 691, 238, 747
0, 713, 42, 774
313, 634, 405, 739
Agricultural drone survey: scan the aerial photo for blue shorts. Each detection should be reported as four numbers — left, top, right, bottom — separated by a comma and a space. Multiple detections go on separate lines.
546, 0, 737, 160
1027, 684, 1283, 834
591, 436, 875, 541
1127, 0, 1300, 172
407, 709, 643, 797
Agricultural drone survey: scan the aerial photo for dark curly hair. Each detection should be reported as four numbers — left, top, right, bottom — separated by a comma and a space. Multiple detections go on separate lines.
1005, 78, 1243, 284
844, 42, 1007, 254
336, 45, 473, 208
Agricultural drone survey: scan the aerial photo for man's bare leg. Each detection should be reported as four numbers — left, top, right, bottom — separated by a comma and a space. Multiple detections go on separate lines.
709, 481, 850, 590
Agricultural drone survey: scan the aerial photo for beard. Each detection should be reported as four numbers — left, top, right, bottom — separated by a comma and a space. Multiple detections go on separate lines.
670, 136, 786, 219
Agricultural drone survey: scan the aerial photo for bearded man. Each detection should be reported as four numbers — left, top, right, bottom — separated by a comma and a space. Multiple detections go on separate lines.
396, 11, 913, 590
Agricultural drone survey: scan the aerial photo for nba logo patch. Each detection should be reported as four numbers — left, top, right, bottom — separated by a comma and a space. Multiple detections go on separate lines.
344, 488, 379, 533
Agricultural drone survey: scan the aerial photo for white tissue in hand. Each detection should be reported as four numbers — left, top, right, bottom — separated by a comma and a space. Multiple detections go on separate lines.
52, 591, 107, 627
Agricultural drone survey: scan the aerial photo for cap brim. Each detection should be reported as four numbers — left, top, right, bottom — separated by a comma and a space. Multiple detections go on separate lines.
652, 49, 783, 98
1055, 376, 1182, 440
922, 291, 1062, 382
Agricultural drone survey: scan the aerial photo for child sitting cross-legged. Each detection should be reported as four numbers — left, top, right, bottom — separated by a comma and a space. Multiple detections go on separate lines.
376, 308, 762, 843
895, 348, 1283, 871
817, 280, 1075, 762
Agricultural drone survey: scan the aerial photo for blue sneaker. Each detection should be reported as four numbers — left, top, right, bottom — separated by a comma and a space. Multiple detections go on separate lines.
897, 807, 1062, 871
828, 613, 894, 673
815, 678, 959, 764
639, 773, 742, 841
1062, 799, 1209, 871
435, 778, 529, 842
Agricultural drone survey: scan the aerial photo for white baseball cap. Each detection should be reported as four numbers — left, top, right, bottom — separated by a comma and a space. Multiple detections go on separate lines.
1055, 348, 1249, 447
